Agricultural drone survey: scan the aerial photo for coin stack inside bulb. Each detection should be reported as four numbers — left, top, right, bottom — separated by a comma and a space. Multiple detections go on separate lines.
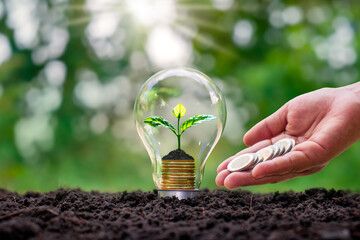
161, 159, 195, 190
227, 138, 296, 172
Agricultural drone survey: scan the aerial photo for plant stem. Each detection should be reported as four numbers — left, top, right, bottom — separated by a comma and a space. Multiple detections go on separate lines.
177, 134, 181, 150
177, 117, 181, 150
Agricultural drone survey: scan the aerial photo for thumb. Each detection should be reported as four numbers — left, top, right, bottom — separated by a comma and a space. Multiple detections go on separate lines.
244, 104, 288, 146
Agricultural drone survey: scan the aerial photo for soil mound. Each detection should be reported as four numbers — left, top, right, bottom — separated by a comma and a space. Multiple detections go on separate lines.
0, 188, 359, 240
162, 149, 194, 160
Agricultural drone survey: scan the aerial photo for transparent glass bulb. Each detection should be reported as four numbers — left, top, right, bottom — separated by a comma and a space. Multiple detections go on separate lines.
134, 68, 226, 199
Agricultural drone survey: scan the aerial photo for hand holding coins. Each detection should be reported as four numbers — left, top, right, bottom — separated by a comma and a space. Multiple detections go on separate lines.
216, 82, 360, 189
227, 138, 295, 172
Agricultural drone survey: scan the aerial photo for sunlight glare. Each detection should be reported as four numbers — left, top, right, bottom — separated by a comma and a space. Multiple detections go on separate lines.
125, 0, 176, 26
146, 25, 192, 68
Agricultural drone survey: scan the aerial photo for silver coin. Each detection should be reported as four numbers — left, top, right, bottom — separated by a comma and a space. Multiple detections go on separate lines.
249, 154, 261, 168
288, 138, 296, 149
275, 138, 295, 155
227, 153, 257, 172
275, 142, 286, 156
256, 145, 276, 162
271, 144, 282, 158
255, 152, 264, 163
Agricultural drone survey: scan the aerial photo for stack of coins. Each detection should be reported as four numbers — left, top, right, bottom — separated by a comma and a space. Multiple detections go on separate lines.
161, 159, 195, 190
227, 138, 296, 172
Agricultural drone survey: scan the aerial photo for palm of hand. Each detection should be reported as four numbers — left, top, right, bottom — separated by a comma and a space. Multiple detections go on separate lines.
216, 86, 360, 189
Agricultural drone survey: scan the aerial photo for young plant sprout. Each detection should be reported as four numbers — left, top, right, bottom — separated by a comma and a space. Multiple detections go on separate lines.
144, 103, 216, 150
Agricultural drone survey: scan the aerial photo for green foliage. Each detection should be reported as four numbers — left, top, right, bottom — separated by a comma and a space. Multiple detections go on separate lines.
181, 115, 216, 133
144, 104, 215, 149
144, 116, 176, 134
172, 103, 186, 118
143, 87, 181, 112
1, 0, 360, 192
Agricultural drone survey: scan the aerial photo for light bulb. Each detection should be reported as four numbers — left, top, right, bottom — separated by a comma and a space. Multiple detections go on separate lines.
134, 68, 226, 199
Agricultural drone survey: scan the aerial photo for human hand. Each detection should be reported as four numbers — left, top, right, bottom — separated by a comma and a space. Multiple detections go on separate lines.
216, 82, 360, 189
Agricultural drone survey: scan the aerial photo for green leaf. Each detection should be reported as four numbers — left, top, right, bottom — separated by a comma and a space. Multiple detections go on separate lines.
144, 116, 177, 134
172, 103, 186, 118
181, 115, 216, 133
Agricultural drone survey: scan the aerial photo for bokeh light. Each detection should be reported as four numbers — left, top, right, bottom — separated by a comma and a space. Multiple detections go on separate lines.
0, 0, 359, 193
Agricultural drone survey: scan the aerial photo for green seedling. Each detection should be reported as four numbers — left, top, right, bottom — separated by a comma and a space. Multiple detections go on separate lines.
144, 103, 215, 150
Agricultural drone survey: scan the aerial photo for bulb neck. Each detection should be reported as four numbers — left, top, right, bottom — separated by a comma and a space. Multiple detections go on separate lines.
157, 189, 199, 200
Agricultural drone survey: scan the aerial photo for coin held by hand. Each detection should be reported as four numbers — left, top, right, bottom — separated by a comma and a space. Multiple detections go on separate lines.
227, 153, 258, 172
227, 138, 296, 172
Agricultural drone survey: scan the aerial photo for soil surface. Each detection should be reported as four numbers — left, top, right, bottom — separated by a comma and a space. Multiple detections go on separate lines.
0, 188, 359, 240
162, 149, 194, 160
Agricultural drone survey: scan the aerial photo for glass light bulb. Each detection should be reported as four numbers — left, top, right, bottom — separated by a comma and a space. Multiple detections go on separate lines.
134, 68, 226, 199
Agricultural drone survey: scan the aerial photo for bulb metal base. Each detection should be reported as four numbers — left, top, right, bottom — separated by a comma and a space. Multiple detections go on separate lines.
157, 190, 198, 200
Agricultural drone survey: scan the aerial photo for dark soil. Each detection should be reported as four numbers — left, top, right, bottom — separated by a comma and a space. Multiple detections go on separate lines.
162, 149, 194, 160
0, 188, 360, 240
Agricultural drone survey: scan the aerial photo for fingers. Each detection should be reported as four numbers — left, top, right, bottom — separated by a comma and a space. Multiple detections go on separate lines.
222, 166, 324, 189
215, 169, 231, 187
216, 139, 273, 173
243, 104, 288, 146
251, 140, 326, 179
216, 159, 233, 174
251, 151, 307, 179
215, 139, 328, 189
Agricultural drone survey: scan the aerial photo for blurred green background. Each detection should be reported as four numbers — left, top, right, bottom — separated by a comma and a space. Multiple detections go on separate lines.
0, 0, 359, 193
